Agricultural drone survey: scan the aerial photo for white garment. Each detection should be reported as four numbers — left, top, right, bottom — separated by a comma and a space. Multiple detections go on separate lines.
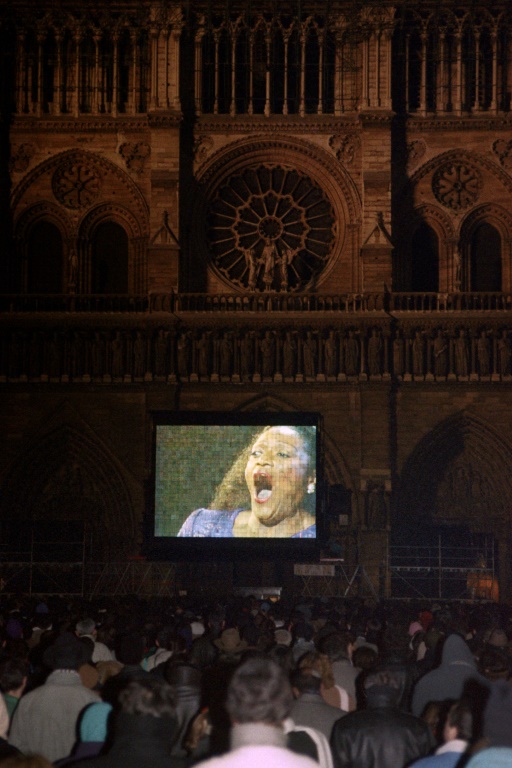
195, 723, 318, 768
333, 685, 350, 712
78, 633, 113, 663
284, 718, 334, 768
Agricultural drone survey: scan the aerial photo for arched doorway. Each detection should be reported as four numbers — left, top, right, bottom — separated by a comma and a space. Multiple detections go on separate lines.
26, 221, 63, 293
411, 222, 439, 292
470, 222, 501, 291
91, 222, 129, 294
394, 413, 512, 600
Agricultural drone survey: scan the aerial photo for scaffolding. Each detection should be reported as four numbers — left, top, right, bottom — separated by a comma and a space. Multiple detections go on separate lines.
388, 535, 497, 601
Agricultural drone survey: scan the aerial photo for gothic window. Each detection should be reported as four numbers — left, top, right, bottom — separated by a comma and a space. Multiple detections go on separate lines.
235, 27, 250, 114
407, 29, 422, 112
270, 27, 284, 113
287, 27, 301, 114
305, 25, 320, 114
80, 33, 95, 113
26, 221, 63, 294
252, 26, 267, 114
207, 164, 335, 292
201, 30, 215, 113
426, 30, 437, 112
101, 35, 114, 112
118, 30, 132, 112
91, 222, 129, 294
462, 27, 475, 112
478, 28, 494, 111
470, 222, 501, 292
411, 222, 439, 292
42, 31, 56, 113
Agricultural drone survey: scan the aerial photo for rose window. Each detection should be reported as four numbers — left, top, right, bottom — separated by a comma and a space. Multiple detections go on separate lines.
432, 163, 481, 211
53, 163, 101, 209
207, 165, 335, 291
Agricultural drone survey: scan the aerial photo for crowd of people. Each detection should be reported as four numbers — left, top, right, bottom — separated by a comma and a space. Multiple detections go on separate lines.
0, 593, 510, 768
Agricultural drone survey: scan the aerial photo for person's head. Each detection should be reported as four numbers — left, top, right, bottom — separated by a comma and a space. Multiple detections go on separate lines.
443, 700, 473, 743
297, 651, 334, 688
118, 677, 177, 719
317, 631, 355, 662
226, 656, 293, 725
243, 425, 316, 527
43, 631, 92, 671
76, 618, 97, 638
290, 668, 322, 697
0, 657, 28, 695
211, 425, 316, 522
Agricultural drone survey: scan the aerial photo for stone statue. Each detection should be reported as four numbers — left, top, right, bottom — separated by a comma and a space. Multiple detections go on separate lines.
344, 330, 359, 375
498, 330, 511, 376
260, 239, 277, 291
240, 332, 254, 379
279, 247, 295, 291
177, 331, 191, 378
155, 329, 168, 377
367, 328, 382, 376
412, 331, 425, 376
243, 247, 259, 290
133, 331, 145, 378
196, 332, 210, 377
433, 330, 448, 376
324, 330, 337, 377
91, 332, 103, 378
477, 330, 491, 376
283, 331, 296, 378
393, 330, 405, 376
303, 331, 316, 378
219, 332, 232, 377
111, 331, 123, 378
454, 328, 469, 377
261, 331, 275, 377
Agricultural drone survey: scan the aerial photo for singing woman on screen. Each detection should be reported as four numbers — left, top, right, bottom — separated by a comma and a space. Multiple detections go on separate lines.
178, 425, 316, 538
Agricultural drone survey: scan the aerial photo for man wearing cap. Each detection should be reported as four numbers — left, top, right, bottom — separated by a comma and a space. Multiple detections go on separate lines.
9, 632, 100, 762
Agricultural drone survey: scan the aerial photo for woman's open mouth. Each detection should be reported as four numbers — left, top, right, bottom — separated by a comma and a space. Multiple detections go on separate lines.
254, 472, 272, 502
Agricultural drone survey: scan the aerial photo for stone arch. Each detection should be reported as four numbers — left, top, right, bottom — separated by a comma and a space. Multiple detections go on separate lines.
190, 135, 361, 293
460, 203, 512, 291
11, 149, 149, 294
404, 204, 455, 292
395, 411, 512, 596
410, 148, 512, 199
11, 149, 149, 230
13, 202, 73, 292
79, 203, 145, 293
0, 418, 138, 561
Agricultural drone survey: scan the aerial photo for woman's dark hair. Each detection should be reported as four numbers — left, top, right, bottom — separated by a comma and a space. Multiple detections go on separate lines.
210, 425, 316, 513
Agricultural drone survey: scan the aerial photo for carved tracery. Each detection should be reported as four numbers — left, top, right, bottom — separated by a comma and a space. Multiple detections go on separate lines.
207, 164, 336, 292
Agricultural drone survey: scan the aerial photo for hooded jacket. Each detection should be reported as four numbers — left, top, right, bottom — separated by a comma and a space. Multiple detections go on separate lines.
411, 633, 489, 717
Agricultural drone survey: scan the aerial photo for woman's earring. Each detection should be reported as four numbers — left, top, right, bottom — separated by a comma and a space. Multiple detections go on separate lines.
307, 481, 316, 495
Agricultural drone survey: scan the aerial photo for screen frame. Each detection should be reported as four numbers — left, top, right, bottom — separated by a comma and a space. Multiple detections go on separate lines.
145, 411, 324, 561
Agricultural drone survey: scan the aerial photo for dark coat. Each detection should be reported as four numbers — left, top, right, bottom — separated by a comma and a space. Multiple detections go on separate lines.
330, 691, 434, 768
72, 712, 186, 768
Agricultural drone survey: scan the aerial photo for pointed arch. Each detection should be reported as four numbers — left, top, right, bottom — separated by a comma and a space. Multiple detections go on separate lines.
460, 203, 512, 291
396, 411, 512, 535
0, 420, 137, 560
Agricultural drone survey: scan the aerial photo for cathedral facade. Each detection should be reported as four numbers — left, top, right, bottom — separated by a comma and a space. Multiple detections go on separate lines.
1, 0, 512, 599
